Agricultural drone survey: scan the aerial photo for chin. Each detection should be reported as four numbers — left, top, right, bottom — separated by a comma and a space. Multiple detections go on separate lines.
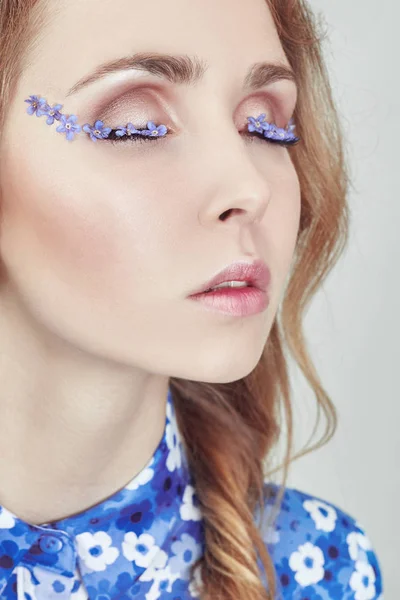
170, 341, 266, 384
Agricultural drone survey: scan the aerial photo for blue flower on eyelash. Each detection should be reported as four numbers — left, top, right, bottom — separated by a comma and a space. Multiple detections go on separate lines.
82, 120, 112, 142
38, 102, 63, 124
285, 119, 298, 141
287, 118, 296, 133
140, 121, 168, 137
248, 114, 297, 140
247, 113, 270, 134
265, 124, 285, 139
115, 122, 140, 137
56, 114, 82, 141
24, 95, 47, 116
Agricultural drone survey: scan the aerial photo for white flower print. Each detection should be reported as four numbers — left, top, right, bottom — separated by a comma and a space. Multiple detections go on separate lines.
75, 531, 119, 571
71, 578, 90, 599
180, 484, 203, 521
189, 563, 204, 598
15, 566, 37, 600
165, 419, 181, 472
136, 543, 169, 583
289, 541, 325, 586
0, 506, 16, 529
263, 525, 280, 545
125, 458, 156, 490
347, 530, 373, 561
0, 380, 384, 600
122, 531, 165, 570
27, 565, 76, 598
349, 559, 377, 600
255, 501, 281, 544
144, 564, 178, 600
169, 532, 203, 577
303, 498, 338, 532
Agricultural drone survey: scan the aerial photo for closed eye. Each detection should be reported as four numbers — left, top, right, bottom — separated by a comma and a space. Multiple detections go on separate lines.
107, 131, 300, 147
105, 118, 300, 147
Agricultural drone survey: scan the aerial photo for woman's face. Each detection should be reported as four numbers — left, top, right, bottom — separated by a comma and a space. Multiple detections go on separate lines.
0, 0, 300, 383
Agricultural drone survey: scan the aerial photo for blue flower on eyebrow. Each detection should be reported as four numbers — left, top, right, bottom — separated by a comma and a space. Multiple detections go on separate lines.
115, 123, 140, 137
39, 102, 63, 125
82, 120, 112, 142
24, 95, 47, 116
140, 121, 168, 137
56, 114, 82, 141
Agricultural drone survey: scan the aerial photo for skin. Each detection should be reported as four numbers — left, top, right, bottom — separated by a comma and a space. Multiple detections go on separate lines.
0, 0, 301, 525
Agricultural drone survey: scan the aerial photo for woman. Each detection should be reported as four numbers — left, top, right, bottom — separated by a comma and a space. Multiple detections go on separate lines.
0, 0, 384, 598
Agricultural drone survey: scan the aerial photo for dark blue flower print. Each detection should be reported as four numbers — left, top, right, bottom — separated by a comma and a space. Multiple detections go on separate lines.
55, 114, 82, 141
82, 120, 112, 142
275, 556, 300, 596
0, 389, 384, 600
115, 498, 154, 533
0, 539, 19, 571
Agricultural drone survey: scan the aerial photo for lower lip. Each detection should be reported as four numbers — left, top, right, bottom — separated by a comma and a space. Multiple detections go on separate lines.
188, 286, 270, 317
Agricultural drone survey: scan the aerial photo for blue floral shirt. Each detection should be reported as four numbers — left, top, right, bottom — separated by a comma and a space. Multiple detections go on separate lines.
0, 388, 384, 599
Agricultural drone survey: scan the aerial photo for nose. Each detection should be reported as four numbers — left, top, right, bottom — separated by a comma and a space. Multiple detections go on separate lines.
196, 127, 273, 228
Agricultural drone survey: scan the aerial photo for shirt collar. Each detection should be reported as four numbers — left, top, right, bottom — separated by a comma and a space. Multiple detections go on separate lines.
0, 387, 204, 597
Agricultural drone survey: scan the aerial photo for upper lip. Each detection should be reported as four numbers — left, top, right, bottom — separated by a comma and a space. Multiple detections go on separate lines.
189, 259, 271, 295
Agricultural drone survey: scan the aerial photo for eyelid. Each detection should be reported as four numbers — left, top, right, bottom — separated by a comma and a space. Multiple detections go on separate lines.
95, 86, 292, 137
23, 95, 299, 145
95, 85, 177, 128
107, 115, 300, 149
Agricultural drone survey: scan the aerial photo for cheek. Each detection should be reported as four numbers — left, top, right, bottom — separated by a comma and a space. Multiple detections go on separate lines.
262, 160, 301, 289
0, 141, 172, 300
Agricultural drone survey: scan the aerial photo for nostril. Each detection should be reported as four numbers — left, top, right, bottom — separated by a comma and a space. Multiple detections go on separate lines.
219, 209, 232, 221
220, 208, 243, 221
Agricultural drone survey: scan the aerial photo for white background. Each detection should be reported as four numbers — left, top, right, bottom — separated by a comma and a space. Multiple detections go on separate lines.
278, 1, 397, 597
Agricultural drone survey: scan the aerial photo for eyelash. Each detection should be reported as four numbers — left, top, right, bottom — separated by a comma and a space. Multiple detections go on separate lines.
24, 95, 301, 148
107, 126, 299, 148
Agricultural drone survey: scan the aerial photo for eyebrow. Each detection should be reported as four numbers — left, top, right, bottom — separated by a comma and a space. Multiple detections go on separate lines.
65, 52, 297, 97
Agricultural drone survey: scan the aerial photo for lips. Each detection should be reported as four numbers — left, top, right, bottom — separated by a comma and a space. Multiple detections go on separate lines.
189, 259, 271, 296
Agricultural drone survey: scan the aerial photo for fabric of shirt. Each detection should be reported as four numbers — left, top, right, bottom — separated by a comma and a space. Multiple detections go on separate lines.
0, 387, 384, 599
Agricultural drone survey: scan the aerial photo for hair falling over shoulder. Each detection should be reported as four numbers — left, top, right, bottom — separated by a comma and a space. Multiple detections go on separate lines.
0, 0, 351, 598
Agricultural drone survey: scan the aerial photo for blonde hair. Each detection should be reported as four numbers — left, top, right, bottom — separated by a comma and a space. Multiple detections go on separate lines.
0, 0, 350, 598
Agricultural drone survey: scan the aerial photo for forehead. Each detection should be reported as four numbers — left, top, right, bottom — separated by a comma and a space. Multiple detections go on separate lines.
24, 0, 288, 99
